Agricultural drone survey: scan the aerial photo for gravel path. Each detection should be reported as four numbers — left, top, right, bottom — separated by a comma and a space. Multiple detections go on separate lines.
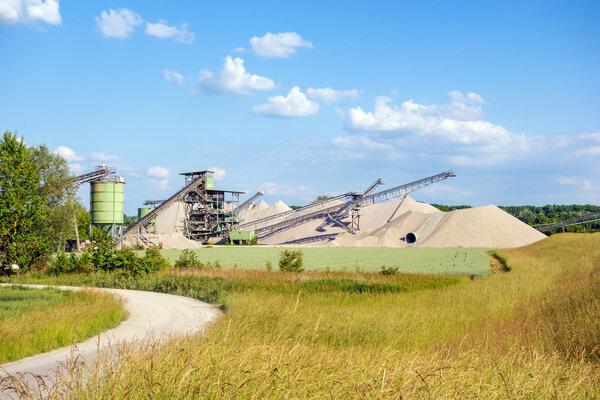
0, 285, 222, 394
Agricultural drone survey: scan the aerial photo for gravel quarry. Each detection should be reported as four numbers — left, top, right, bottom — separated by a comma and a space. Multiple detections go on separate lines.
131, 196, 545, 249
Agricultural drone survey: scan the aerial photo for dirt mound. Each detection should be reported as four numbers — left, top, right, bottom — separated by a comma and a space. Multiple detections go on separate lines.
330, 203, 546, 248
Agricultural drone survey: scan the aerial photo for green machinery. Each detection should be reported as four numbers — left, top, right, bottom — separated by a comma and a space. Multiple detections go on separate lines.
229, 229, 256, 244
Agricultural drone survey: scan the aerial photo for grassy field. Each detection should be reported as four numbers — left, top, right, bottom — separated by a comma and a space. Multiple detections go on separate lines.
0, 286, 127, 363
2, 234, 598, 398
158, 246, 491, 275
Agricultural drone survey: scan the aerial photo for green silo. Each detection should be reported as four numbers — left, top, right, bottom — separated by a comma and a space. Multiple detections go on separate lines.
90, 180, 125, 226
138, 207, 156, 227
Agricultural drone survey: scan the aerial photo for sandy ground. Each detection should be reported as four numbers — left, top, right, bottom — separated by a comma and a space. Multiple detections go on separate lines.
0, 285, 221, 395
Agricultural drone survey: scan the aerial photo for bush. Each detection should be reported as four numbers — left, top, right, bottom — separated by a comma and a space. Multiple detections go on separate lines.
174, 249, 203, 269
266, 261, 273, 272
279, 250, 304, 272
380, 265, 400, 276
142, 248, 171, 273
50, 252, 69, 274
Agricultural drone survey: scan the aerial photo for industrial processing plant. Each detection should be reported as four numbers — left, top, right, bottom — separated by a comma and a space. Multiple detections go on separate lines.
74, 166, 558, 250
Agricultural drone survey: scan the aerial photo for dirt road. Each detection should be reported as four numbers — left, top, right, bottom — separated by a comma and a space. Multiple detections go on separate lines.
0, 285, 221, 388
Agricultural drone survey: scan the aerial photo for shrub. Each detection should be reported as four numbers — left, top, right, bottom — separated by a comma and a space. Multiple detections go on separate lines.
266, 261, 273, 272
50, 252, 69, 274
141, 247, 171, 273
174, 249, 203, 269
279, 249, 304, 272
380, 265, 400, 276
113, 248, 141, 273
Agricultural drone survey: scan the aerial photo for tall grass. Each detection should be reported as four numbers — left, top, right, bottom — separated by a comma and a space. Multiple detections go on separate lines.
3, 234, 600, 398
0, 286, 127, 363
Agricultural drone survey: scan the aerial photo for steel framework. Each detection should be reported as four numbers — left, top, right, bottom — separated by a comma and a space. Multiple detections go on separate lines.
535, 212, 600, 233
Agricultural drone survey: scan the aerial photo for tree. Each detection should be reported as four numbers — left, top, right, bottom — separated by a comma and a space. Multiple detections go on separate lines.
29, 145, 78, 250
312, 195, 333, 203
0, 132, 50, 272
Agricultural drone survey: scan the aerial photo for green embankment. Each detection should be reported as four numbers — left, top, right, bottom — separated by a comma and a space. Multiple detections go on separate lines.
0, 286, 127, 363
158, 246, 491, 275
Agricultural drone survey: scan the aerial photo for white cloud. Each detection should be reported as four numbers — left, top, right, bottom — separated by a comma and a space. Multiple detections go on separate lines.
54, 145, 83, 162
207, 167, 226, 181
0, 0, 61, 25
307, 87, 359, 103
558, 177, 592, 191
346, 92, 527, 149
146, 166, 169, 179
163, 69, 184, 85
252, 86, 319, 117
145, 20, 194, 43
68, 163, 85, 174
196, 56, 275, 95
249, 32, 312, 58
95, 8, 142, 39
231, 47, 245, 53
90, 151, 120, 162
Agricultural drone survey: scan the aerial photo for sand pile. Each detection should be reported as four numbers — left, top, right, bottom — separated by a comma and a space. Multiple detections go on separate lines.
238, 199, 293, 223
260, 196, 545, 248
331, 200, 545, 248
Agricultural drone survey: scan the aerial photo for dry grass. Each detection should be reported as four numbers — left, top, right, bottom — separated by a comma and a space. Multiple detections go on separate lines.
3, 233, 600, 398
0, 287, 127, 363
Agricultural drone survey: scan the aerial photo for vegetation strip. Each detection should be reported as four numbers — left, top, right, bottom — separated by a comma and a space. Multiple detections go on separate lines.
3, 233, 595, 398
0, 285, 127, 363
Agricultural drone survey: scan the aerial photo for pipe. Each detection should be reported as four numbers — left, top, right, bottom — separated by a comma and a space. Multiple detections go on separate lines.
406, 232, 419, 244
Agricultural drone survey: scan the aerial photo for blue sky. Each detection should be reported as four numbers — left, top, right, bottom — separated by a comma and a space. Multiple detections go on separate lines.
1, 1, 599, 214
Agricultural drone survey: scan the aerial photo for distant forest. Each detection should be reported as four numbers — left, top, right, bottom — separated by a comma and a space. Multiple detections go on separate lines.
431, 204, 600, 234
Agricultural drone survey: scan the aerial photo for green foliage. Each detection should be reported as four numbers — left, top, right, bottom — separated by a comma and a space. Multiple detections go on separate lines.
265, 261, 273, 272
499, 204, 600, 233
278, 249, 304, 272
174, 249, 202, 269
430, 203, 472, 212
141, 247, 171, 273
312, 195, 333, 203
379, 265, 400, 275
0, 132, 51, 273
489, 251, 511, 271
29, 144, 78, 250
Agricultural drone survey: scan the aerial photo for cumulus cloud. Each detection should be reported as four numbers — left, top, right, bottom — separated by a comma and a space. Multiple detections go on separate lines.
145, 20, 194, 43
207, 166, 226, 181
54, 145, 83, 162
146, 166, 169, 179
307, 87, 359, 103
0, 0, 61, 25
196, 56, 275, 95
145, 166, 170, 189
252, 86, 319, 117
95, 8, 142, 39
346, 91, 526, 149
163, 69, 185, 85
250, 32, 312, 58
